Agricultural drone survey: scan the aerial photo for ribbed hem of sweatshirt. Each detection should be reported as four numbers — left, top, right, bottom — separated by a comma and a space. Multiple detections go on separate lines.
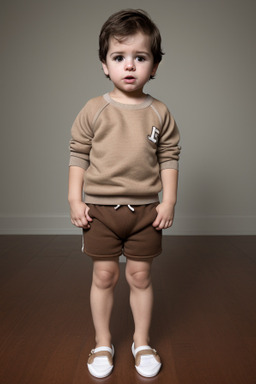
84, 194, 159, 205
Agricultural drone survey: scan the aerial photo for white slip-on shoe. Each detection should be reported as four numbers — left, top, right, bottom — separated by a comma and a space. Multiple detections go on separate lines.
87, 345, 114, 378
132, 342, 162, 377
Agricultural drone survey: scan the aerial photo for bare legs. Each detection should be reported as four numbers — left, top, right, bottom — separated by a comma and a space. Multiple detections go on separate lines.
90, 259, 120, 348
90, 258, 153, 348
125, 259, 153, 349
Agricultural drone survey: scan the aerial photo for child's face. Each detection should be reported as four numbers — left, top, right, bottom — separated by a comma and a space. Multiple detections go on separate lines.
102, 31, 158, 98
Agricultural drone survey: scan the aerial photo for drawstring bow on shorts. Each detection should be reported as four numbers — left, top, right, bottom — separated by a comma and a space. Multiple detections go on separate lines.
114, 205, 135, 212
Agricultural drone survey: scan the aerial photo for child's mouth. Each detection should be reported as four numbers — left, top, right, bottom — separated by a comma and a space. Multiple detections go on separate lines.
124, 76, 136, 83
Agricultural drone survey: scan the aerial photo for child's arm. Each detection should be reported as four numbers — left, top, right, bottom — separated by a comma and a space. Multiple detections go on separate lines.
68, 166, 92, 228
152, 168, 178, 231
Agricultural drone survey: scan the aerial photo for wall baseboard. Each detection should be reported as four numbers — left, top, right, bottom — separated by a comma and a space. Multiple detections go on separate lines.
0, 215, 255, 235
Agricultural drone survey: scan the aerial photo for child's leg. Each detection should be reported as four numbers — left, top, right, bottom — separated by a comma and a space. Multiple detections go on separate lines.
90, 259, 120, 348
125, 259, 153, 348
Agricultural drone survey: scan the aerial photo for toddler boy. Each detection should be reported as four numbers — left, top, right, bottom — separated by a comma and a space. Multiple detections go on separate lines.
68, 9, 180, 378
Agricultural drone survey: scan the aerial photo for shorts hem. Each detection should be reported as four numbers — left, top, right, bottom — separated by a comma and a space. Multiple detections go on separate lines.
84, 249, 122, 259
84, 249, 162, 261
124, 250, 162, 260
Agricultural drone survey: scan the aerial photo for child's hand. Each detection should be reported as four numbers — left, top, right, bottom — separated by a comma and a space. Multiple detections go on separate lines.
70, 201, 92, 229
152, 202, 175, 231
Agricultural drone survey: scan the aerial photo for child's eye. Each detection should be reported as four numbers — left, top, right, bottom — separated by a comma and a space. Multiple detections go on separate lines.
114, 55, 124, 62
136, 56, 146, 62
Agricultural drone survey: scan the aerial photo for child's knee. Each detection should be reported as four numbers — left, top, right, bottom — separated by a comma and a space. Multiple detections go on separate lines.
93, 262, 119, 289
126, 269, 151, 290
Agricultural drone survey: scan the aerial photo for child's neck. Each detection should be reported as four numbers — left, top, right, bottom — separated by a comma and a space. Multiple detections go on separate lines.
109, 89, 147, 105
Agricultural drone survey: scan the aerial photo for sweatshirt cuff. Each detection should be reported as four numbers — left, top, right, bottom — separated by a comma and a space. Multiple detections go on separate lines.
69, 156, 90, 170
160, 160, 179, 171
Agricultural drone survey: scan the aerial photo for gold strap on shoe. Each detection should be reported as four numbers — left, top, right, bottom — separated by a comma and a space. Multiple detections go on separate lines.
135, 349, 161, 367
88, 350, 113, 366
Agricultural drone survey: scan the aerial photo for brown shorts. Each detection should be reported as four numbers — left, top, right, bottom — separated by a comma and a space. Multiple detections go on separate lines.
82, 203, 162, 260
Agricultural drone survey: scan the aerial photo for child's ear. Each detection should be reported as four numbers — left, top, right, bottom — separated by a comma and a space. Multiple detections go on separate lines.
102, 62, 109, 77
151, 63, 159, 77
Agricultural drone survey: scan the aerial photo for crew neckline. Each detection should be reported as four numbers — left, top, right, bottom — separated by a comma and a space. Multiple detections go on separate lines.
103, 93, 153, 110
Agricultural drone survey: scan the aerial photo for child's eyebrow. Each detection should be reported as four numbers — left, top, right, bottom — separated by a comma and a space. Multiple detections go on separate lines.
110, 51, 151, 57
136, 51, 151, 56
109, 52, 125, 57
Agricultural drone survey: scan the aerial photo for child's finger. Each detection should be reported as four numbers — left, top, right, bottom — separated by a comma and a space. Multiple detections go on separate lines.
152, 216, 161, 228
85, 206, 93, 222
152, 213, 164, 230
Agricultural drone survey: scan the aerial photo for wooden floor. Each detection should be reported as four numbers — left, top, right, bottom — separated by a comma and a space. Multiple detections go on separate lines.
0, 235, 256, 384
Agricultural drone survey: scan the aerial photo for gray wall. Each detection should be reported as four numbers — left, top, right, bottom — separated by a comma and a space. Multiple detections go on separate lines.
1, 0, 256, 235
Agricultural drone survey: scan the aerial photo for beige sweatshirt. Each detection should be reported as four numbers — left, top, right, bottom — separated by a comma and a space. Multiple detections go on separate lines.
69, 93, 180, 205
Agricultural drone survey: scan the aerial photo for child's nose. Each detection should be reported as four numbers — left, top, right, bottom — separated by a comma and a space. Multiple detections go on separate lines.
125, 60, 135, 71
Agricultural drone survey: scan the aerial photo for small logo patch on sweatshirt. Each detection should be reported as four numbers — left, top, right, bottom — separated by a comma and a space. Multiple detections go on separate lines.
148, 126, 160, 144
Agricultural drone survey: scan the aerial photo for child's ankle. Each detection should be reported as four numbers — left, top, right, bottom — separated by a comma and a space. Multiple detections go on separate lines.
133, 335, 150, 349
95, 336, 112, 348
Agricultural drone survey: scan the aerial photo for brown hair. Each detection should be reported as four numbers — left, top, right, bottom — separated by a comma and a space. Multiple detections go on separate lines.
99, 9, 164, 65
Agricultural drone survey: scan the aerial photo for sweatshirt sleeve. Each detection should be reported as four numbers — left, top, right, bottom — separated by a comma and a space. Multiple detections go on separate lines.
157, 109, 181, 171
69, 102, 94, 170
